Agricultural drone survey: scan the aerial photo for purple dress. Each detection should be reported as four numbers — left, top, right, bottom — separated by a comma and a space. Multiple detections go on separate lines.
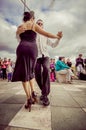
12, 30, 38, 82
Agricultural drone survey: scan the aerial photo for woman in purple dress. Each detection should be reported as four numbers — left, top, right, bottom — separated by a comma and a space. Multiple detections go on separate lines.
12, 11, 62, 111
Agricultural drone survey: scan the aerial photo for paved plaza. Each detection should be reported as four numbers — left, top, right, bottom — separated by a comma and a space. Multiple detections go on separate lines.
0, 79, 86, 130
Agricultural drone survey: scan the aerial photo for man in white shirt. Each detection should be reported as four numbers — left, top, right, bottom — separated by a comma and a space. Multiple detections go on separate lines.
35, 19, 63, 106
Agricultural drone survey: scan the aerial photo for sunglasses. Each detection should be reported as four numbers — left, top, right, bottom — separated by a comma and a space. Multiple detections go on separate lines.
37, 22, 43, 26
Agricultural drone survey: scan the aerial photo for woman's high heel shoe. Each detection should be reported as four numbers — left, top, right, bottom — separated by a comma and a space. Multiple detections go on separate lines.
25, 102, 29, 109
25, 98, 32, 112
32, 91, 38, 103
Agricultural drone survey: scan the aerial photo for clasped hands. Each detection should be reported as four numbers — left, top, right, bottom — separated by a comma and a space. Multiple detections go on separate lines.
57, 31, 63, 40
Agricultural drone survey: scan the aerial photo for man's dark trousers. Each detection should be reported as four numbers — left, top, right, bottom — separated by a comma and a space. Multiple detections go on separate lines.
35, 56, 50, 96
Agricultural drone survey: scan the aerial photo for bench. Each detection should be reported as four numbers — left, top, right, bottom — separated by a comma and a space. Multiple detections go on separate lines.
56, 72, 67, 83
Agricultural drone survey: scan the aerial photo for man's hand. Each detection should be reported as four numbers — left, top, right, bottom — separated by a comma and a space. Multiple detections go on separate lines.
57, 31, 63, 39
16, 25, 27, 35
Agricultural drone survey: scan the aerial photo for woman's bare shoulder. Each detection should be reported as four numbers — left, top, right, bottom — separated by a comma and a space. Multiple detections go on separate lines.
17, 24, 24, 28
26, 21, 36, 31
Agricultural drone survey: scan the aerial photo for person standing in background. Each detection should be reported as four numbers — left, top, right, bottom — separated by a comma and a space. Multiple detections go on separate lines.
76, 54, 84, 77
6, 64, 13, 82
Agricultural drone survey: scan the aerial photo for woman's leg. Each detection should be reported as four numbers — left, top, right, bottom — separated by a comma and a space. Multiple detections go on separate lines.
29, 78, 35, 92
29, 78, 38, 103
22, 81, 31, 99
22, 81, 32, 111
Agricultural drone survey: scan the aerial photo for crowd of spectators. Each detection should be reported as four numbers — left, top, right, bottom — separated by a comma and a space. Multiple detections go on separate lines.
0, 57, 15, 81
50, 54, 86, 82
0, 54, 86, 82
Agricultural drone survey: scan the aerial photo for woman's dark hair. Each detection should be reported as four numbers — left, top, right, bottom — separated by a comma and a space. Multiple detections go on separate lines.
59, 56, 65, 60
23, 11, 35, 22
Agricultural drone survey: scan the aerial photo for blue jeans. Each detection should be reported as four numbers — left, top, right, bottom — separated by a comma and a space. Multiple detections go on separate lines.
7, 72, 13, 81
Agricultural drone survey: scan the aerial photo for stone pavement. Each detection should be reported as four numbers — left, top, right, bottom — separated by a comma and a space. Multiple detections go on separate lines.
0, 79, 86, 130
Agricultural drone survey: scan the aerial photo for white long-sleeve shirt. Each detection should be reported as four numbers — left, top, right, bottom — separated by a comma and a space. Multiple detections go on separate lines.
36, 34, 60, 58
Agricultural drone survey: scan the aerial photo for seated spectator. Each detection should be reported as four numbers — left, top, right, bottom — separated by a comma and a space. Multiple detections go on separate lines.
55, 57, 74, 83
66, 58, 72, 68
66, 58, 76, 77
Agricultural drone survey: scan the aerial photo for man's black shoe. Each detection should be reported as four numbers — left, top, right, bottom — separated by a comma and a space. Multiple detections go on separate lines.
40, 95, 45, 101
42, 96, 50, 106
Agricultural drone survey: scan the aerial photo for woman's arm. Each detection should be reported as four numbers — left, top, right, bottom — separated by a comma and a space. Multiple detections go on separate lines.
47, 32, 63, 48
35, 24, 60, 39
16, 22, 62, 40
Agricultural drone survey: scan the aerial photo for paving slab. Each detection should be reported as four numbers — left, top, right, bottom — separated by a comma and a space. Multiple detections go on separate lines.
72, 97, 86, 107
0, 125, 35, 130
9, 104, 51, 130
0, 104, 22, 125
0, 93, 13, 103
51, 85, 80, 107
51, 107, 86, 130
3, 95, 26, 104
67, 90, 86, 97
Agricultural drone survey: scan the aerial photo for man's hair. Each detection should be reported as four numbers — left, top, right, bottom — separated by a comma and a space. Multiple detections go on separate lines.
30, 11, 35, 19
36, 19, 43, 23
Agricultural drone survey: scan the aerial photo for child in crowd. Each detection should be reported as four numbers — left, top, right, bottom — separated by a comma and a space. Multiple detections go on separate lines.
50, 59, 56, 82
6, 64, 13, 82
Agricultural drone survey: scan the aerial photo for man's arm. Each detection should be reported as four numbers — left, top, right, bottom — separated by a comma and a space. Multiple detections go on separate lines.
47, 38, 60, 48
47, 31, 63, 48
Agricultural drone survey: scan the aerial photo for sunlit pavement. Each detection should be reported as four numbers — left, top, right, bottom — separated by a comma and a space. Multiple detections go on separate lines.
0, 79, 86, 130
